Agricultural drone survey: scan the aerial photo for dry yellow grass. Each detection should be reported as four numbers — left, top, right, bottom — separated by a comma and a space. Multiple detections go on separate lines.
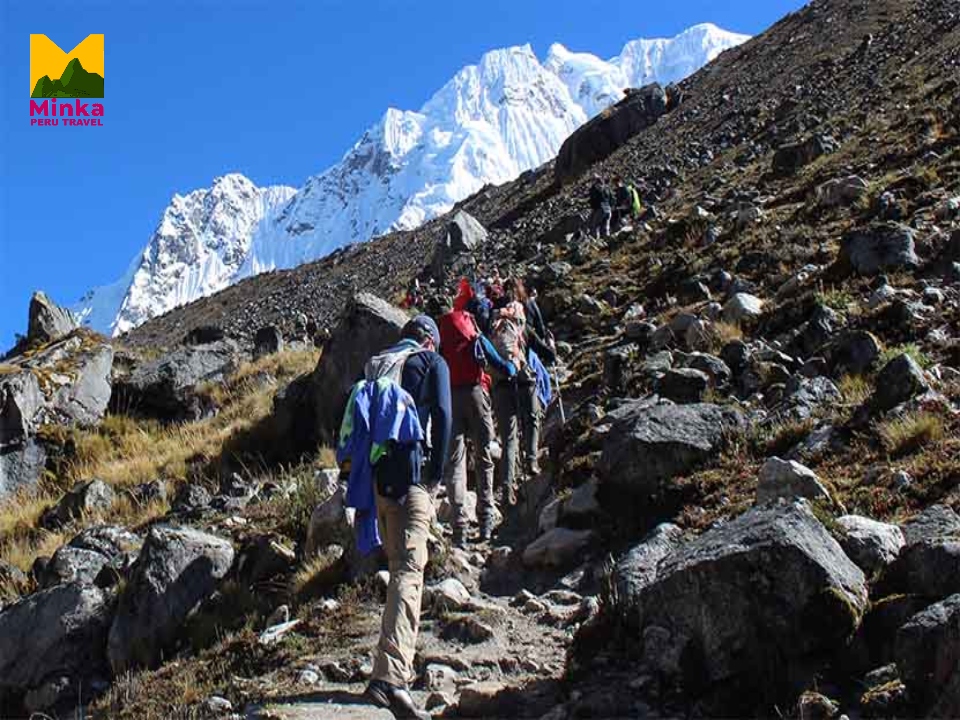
879, 412, 945, 457
0, 348, 319, 573
838, 374, 873, 406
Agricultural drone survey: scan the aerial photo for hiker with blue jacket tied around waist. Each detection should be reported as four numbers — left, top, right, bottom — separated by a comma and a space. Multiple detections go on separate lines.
337, 315, 451, 720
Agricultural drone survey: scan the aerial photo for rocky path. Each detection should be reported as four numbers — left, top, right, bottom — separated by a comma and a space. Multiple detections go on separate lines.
245, 538, 580, 719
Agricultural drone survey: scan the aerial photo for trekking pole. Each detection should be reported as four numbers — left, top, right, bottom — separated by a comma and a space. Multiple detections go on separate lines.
553, 370, 566, 425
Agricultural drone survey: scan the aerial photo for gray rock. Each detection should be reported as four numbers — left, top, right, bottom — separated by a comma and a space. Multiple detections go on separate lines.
523, 528, 596, 568
679, 352, 732, 386
656, 368, 710, 404
555, 83, 670, 183
441, 615, 494, 644
425, 578, 472, 613
895, 594, 960, 716
40, 479, 116, 530
626, 500, 867, 712
50, 343, 114, 427
0, 438, 47, 499
0, 582, 112, 711
723, 293, 764, 324
599, 403, 744, 501
171, 482, 212, 514
112, 340, 240, 422
304, 484, 352, 557
0, 370, 43, 446
885, 539, 960, 600
107, 526, 234, 672
825, 330, 881, 376
836, 516, 904, 575
561, 479, 601, 523
446, 210, 488, 253
38, 545, 111, 589
773, 134, 839, 174
841, 223, 919, 276
773, 376, 842, 421
869, 353, 928, 413
756, 457, 833, 505
817, 176, 868, 208
253, 325, 284, 358
901, 505, 960, 547
615, 523, 684, 616
27, 291, 77, 345
308, 294, 409, 444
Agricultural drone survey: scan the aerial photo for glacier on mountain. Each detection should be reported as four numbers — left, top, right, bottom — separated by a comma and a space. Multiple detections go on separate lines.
75, 23, 749, 335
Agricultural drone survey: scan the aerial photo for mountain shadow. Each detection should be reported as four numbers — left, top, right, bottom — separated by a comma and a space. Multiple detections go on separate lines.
31, 58, 103, 98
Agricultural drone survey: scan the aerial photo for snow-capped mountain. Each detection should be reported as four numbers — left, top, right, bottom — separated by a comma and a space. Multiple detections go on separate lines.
76, 175, 295, 335
76, 23, 749, 335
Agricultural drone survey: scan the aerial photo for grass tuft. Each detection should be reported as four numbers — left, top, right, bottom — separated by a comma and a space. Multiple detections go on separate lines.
878, 412, 945, 457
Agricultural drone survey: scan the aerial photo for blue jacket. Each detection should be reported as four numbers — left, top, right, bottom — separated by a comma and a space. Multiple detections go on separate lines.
529, 349, 552, 408
338, 377, 424, 555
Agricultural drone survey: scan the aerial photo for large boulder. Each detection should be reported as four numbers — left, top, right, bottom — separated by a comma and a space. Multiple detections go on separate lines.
555, 84, 670, 183
0, 369, 43, 446
895, 594, 960, 717
445, 210, 488, 253
253, 326, 284, 359
309, 294, 410, 444
624, 500, 867, 713
599, 402, 744, 505
0, 582, 113, 712
614, 523, 684, 615
656, 368, 710, 404
111, 340, 240, 422
840, 223, 919, 276
107, 526, 234, 672
27, 291, 77, 345
723, 293, 764, 324
523, 528, 596, 568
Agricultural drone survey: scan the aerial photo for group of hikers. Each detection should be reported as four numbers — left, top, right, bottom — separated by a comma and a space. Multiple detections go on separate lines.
588, 173, 643, 239
335, 271, 556, 719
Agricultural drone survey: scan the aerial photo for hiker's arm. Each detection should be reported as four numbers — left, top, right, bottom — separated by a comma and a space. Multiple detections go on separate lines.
526, 326, 557, 366
426, 358, 453, 488
478, 334, 516, 377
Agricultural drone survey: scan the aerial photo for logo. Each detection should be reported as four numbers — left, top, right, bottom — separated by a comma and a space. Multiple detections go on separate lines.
29, 34, 104, 127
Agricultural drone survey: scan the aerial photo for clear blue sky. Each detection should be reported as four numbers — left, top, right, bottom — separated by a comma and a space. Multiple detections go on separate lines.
0, 0, 806, 348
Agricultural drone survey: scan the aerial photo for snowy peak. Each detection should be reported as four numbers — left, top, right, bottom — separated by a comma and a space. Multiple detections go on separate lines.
75, 24, 748, 336
75, 174, 295, 335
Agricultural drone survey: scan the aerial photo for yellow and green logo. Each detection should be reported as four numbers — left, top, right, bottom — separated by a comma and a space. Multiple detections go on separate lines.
30, 34, 103, 98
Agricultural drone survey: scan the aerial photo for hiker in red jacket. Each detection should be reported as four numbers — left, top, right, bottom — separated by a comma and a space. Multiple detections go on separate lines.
439, 279, 516, 544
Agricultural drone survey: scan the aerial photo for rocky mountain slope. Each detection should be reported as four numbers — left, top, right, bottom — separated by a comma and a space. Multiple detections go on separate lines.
2, 0, 960, 718
73, 24, 747, 337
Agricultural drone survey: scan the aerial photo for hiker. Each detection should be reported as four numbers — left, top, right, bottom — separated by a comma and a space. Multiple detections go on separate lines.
490, 278, 542, 505
524, 286, 555, 363
614, 176, 633, 230
338, 315, 451, 720
440, 280, 517, 545
464, 279, 494, 334
629, 180, 643, 221
588, 174, 613, 239
401, 279, 423, 310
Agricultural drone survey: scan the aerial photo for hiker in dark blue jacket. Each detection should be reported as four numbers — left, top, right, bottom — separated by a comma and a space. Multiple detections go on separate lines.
365, 315, 452, 720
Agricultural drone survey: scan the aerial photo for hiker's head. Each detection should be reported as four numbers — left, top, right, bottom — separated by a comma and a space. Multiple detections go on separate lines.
506, 278, 528, 304
403, 315, 440, 351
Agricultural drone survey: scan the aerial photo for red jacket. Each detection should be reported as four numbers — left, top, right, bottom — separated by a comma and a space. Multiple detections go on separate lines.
439, 310, 490, 391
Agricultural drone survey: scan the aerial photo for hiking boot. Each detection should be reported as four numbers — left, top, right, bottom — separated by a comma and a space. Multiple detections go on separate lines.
365, 679, 431, 720
526, 458, 542, 476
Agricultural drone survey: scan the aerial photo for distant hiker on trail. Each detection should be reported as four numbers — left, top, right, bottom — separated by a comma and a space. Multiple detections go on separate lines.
440, 280, 517, 545
524, 285, 556, 366
401, 278, 424, 310
588, 174, 613, 239
338, 315, 451, 720
490, 278, 543, 506
613, 175, 640, 230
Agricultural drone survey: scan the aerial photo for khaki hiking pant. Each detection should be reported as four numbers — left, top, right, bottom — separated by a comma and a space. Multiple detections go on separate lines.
444, 384, 497, 532
493, 380, 541, 503
372, 484, 433, 688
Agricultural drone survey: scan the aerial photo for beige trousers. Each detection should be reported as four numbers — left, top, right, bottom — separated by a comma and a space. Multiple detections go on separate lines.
371, 483, 433, 687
